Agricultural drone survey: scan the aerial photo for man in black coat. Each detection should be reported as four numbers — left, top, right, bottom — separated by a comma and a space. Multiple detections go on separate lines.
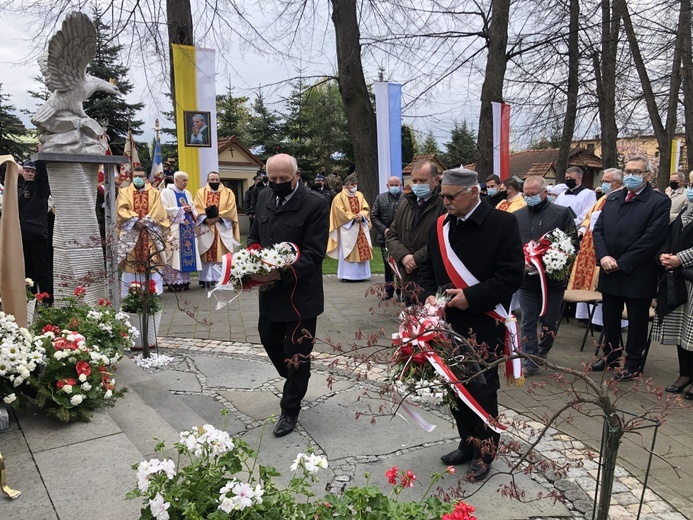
18, 161, 54, 305
419, 167, 524, 481
371, 175, 403, 299
247, 154, 329, 437
514, 176, 576, 375
591, 156, 670, 380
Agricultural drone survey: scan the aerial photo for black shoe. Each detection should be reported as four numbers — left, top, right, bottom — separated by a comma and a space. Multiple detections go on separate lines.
613, 369, 638, 382
590, 359, 607, 372
684, 391, 693, 400
665, 379, 691, 394
466, 459, 492, 481
273, 415, 298, 437
440, 448, 473, 466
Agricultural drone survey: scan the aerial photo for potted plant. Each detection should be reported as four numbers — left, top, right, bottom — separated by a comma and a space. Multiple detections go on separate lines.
121, 280, 163, 350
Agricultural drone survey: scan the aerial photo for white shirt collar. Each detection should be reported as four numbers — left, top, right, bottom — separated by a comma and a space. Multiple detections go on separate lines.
458, 199, 482, 221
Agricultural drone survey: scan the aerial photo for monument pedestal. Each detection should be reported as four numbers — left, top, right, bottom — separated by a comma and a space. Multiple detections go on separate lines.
32, 153, 127, 307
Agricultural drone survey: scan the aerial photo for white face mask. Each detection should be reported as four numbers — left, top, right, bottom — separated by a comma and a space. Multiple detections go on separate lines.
348, 185, 358, 194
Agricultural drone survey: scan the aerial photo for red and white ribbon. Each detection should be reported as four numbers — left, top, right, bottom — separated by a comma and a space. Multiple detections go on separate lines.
523, 238, 550, 317
436, 215, 523, 387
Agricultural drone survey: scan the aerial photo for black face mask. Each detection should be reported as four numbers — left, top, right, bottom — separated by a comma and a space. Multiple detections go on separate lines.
209, 182, 220, 191
670, 181, 680, 191
565, 178, 577, 189
270, 175, 296, 198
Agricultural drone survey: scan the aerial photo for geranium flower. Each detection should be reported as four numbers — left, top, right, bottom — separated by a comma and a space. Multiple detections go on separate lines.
35, 292, 50, 302
98, 298, 111, 306
148, 279, 157, 294
148, 493, 171, 520
74, 287, 87, 297
385, 466, 398, 485
400, 469, 416, 488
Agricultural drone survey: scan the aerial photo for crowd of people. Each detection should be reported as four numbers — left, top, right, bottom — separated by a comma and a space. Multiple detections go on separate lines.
4, 150, 693, 483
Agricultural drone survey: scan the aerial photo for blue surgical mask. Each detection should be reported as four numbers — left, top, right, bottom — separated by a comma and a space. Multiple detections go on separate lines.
623, 174, 643, 190
487, 188, 498, 197
600, 182, 611, 194
686, 187, 693, 201
411, 184, 431, 199
132, 177, 145, 189
524, 194, 542, 207
547, 195, 556, 203
389, 186, 401, 195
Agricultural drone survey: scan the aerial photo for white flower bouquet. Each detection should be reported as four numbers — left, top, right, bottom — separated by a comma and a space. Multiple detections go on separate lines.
524, 228, 576, 281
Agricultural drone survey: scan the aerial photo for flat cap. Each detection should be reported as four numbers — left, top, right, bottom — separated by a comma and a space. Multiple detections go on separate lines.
441, 167, 478, 187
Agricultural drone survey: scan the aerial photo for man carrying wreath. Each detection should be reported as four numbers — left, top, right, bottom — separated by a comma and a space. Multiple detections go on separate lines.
418, 167, 524, 481
194, 172, 240, 289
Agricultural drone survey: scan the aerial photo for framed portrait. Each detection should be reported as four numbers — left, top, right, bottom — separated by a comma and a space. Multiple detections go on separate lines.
184, 110, 212, 148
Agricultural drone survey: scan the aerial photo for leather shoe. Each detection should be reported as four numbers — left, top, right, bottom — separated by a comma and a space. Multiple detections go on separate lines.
684, 391, 693, 400
590, 359, 607, 372
440, 448, 473, 466
273, 415, 298, 437
466, 459, 492, 481
613, 369, 638, 382
665, 381, 691, 394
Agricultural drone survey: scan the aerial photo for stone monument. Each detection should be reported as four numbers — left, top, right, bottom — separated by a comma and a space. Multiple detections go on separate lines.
31, 12, 127, 305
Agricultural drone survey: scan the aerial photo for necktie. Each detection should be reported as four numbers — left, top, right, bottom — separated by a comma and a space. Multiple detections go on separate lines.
418, 199, 424, 206
276, 196, 284, 208
625, 192, 636, 203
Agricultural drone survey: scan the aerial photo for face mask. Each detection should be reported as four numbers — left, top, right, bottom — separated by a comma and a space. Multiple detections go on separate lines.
315, 182, 323, 189
132, 177, 145, 189
487, 188, 498, 197
623, 174, 644, 190
565, 178, 577, 189
270, 175, 296, 198
600, 182, 611, 194
209, 182, 220, 191
524, 194, 542, 207
686, 187, 693, 201
389, 186, 401, 195
348, 185, 358, 194
547, 195, 556, 203
670, 181, 681, 191
411, 184, 431, 199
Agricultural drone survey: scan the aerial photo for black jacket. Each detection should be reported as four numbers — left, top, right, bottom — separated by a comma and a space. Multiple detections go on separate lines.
514, 198, 577, 290
311, 185, 334, 205
483, 191, 507, 208
18, 162, 50, 241
371, 191, 403, 245
249, 182, 271, 214
248, 183, 329, 321
418, 202, 524, 354
593, 183, 670, 299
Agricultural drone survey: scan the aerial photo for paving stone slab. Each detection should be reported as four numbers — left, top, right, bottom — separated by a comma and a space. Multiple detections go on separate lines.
149, 369, 201, 392
0, 429, 57, 520
300, 389, 458, 459
189, 354, 278, 388
178, 394, 246, 434
274, 373, 356, 403
218, 389, 280, 422
34, 432, 142, 520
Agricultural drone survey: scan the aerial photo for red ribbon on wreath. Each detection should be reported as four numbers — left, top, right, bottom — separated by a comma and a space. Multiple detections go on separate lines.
522, 235, 551, 317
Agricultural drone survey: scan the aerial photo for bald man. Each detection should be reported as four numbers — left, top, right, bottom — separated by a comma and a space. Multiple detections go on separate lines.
371, 176, 404, 299
160, 171, 201, 291
247, 153, 329, 437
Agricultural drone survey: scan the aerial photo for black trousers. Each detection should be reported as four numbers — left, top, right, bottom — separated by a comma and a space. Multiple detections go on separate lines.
23, 238, 54, 304
676, 346, 693, 378
601, 294, 650, 371
258, 315, 317, 417
380, 246, 395, 296
450, 350, 501, 464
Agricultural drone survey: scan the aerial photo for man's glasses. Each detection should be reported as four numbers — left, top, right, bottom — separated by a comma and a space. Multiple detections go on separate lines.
440, 190, 466, 201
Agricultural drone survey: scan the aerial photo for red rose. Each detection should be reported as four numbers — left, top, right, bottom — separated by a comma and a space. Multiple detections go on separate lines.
76, 361, 91, 377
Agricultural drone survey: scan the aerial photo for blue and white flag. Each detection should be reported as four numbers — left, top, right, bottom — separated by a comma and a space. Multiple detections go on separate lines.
374, 82, 403, 189
150, 137, 164, 186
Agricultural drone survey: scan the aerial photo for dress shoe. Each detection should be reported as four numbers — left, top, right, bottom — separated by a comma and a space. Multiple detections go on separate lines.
665, 380, 691, 394
590, 359, 608, 372
684, 391, 693, 400
273, 414, 298, 437
440, 448, 473, 466
466, 459, 492, 481
523, 364, 540, 376
613, 369, 638, 382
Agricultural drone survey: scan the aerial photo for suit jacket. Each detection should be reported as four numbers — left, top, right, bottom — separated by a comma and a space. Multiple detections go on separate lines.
418, 202, 524, 356
248, 183, 329, 321
593, 183, 670, 299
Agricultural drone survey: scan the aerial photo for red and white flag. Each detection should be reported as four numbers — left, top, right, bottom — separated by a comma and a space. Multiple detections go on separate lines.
492, 102, 510, 180
118, 130, 141, 187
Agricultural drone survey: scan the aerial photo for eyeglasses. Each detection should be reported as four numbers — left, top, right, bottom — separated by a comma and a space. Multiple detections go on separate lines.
624, 170, 648, 175
440, 189, 466, 201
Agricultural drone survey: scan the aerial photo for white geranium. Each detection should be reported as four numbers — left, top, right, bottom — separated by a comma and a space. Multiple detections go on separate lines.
148, 493, 170, 520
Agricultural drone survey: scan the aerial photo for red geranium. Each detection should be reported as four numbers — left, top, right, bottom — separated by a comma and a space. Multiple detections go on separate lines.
98, 298, 112, 306
442, 501, 477, 520
74, 286, 87, 296
35, 292, 50, 302
148, 279, 157, 294
76, 361, 91, 377
400, 469, 416, 488
385, 466, 398, 485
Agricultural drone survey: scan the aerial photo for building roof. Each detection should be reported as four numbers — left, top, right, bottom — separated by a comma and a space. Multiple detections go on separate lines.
217, 136, 264, 168
523, 162, 555, 179
466, 146, 602, 178
402, 154, 448, 176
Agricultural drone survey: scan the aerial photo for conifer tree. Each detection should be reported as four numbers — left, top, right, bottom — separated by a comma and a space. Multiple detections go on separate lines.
247, 91, 283, 161
0, 84, 32, 160
216, 86, 250, 142
421, 131, 441, 155
442, 121, 477, 167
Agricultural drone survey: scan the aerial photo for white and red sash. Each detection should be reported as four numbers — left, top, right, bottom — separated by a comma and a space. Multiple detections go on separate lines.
436, 215, 524, 387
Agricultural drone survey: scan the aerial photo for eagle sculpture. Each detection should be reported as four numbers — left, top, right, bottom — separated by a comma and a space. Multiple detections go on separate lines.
32, 12, 121, 153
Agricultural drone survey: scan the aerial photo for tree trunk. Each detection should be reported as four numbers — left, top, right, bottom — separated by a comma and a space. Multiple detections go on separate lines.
476, 0, 511, 180
682, 0, 693, 173
618, 0, 682, 189
556, 0, 580, 181
598, 0, 620, 171
167, 0, 194, 126
331, 0, 379, 205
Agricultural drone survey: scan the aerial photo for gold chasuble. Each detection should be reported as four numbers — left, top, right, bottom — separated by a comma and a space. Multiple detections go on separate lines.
568, 195, 607, 290
327, 189, 373, 262
193, 185, 240, 263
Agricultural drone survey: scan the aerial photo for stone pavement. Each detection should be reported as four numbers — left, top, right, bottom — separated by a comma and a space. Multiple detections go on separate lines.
1, 274, 691, 519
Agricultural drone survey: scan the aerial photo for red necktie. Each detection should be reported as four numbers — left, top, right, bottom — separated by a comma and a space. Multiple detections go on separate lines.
625, 192, 636, 203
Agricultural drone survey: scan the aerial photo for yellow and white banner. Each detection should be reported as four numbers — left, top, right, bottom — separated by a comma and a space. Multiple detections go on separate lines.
172, 44, 219, 194
670, 139, 681, 174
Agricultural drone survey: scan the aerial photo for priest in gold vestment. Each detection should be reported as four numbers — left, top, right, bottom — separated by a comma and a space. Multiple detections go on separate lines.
327, 173, 372, 281
194, 171, 240, 288
116, 166, 170, 297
